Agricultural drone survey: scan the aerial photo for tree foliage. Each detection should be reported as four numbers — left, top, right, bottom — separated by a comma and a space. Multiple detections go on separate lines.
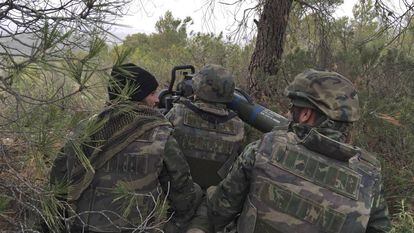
0, 0, 131, 231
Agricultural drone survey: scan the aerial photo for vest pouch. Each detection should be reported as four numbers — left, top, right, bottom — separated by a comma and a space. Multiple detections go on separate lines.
237, 196, 257, 233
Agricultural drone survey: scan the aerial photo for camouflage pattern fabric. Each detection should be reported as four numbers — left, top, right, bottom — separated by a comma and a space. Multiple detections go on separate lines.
166, 99, 245, 190
166, 98, 244, 233
50, 102, 200, 233
192, 64, 235, 103
285, 69, 360, 122
207, 125, 391, 233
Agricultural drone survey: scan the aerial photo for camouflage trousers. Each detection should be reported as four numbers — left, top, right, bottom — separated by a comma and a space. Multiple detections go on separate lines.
186, 196, 238, 233
187, 195, 214, 233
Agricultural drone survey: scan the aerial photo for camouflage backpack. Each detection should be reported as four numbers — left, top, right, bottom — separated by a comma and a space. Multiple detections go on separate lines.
237, 127, 382, 233
50, 103, 172, 232
167, 100, 244, 190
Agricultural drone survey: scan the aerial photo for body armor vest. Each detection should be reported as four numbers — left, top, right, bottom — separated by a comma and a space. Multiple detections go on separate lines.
238, 129, 381, 233
169, 101, 244, 189
71, 104, 172, 232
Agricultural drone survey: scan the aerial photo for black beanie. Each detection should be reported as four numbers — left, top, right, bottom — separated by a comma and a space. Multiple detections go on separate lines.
109, 63, 158, 101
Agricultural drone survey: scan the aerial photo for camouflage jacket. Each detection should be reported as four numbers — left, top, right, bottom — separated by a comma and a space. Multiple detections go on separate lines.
207, 124, 391, 233
166, 99, 245, 190
50, 102, 200, 233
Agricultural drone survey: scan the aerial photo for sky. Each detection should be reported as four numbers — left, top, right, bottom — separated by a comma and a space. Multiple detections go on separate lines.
112, 0, 359, 41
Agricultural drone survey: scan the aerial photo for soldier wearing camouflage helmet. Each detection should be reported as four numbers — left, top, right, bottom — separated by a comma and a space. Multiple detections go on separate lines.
207, 69, 391, 233
50, 63, 201, 233
166, 64, 245, 233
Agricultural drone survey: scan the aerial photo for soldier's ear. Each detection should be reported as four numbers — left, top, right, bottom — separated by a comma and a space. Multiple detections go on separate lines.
298, 108, 315, 125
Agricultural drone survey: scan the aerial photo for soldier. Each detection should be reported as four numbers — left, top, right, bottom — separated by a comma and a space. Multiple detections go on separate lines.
207, 69, 391, 233
166, 64, 245, 233
50, 63, 201, 233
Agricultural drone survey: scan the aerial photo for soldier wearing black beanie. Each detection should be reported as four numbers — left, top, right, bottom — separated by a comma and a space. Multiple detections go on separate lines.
50, 62, 202, 233
109, 63, 159, 102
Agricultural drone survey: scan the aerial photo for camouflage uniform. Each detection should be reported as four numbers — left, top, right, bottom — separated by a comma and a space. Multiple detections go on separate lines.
207, 69, 391, 233
51, 102, 200, 233
166, 64, 245, 233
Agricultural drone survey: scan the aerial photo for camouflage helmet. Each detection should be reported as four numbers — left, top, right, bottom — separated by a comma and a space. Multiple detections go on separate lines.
193, 64, 235, 103
285, 69, 360, 122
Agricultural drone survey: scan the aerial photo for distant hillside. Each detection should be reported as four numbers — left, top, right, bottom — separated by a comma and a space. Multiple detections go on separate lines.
0, 33, 36, 56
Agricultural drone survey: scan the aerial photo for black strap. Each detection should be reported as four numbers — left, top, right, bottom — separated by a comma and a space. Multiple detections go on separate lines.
180, 99, 237, 124
217, 150, 237, 179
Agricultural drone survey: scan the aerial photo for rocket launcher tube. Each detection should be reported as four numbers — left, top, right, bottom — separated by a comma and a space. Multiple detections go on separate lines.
161, 65, 288, 133
227, 89, 289, 133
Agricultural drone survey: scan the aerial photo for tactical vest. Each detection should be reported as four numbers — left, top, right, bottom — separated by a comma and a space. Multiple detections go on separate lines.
69, 104, 172, 232
237, 128, 382, 233
169, 101, 244, 189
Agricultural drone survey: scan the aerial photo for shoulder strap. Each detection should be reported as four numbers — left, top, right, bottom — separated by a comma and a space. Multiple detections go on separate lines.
358, 149, 381, 168
179, 99, 237, 124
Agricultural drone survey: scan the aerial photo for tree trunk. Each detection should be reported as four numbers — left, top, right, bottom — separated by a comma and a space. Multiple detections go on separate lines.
317, 19, 333, 70
248, 0, 293, 98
